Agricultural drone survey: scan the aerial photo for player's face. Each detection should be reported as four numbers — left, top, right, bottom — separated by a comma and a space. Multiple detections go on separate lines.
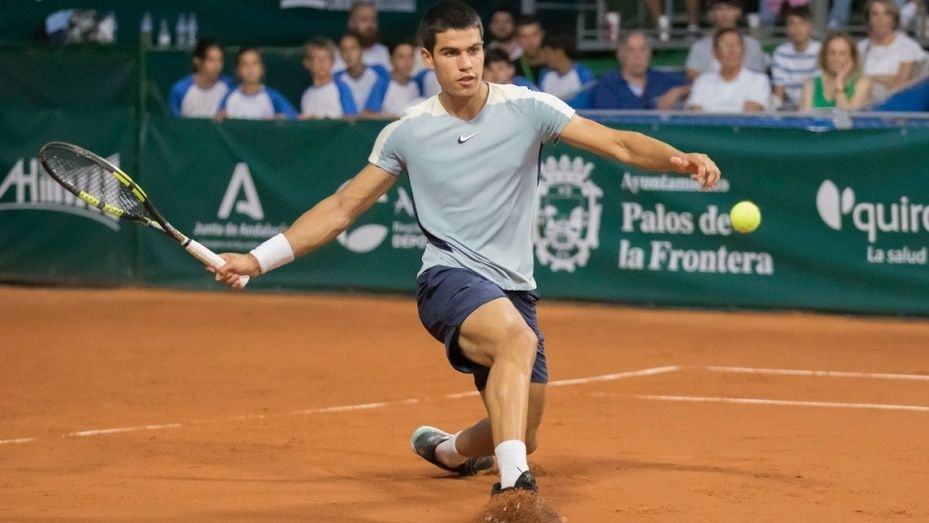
484, 61, 514, 83
489, 12, 515, 41
340, 36, 363, 69
785, 15, 812, 45
424, 28, 484, 99
236, 51, 264, 85
714, 32, 744, 70
825, 38, 854, 76
618, 34, 651, 76
391, 44, 416, 77
711, 4, 742, 29
196, 46, 224, 81
305, 47, 334, 78
516, 23, 544, 56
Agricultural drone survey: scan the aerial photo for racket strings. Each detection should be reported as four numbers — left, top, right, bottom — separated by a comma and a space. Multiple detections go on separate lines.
43, 148, 147, 218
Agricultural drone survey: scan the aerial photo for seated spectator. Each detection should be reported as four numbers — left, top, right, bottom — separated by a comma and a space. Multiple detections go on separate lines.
379, 42, 425, 116
169, 38, 235, 118
333, 0, 391, 72
801, 32, 872, 110
686, 0, 764, 80
335, 33, 390, 115
687, 28, 770, 112
515, 15, 546, 86
414, 67, 441, 97
592, 31, 689, 110
771, 5, 821, 110
484, 48, 538, 90
300, 37, 358, 119
539, 33, 595, 108
858, 0, 926, 98
218, 47, 297, 120
487, 9, 522, 60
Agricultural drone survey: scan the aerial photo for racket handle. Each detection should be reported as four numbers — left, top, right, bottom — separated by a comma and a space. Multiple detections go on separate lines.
185, 239, 251, 288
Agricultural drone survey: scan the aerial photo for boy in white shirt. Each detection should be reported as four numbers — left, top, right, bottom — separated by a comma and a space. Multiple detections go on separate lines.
218, 47, 297, 120
300, 37, 358, 119
334, 33, 390, 116
378, 42, 425, 117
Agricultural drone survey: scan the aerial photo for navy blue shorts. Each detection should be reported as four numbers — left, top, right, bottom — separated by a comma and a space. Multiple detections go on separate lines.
416, 265, 548, 391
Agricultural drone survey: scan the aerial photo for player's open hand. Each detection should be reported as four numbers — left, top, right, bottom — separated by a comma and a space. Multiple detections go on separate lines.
208, 253, 261, 289
670, 153, 721, 190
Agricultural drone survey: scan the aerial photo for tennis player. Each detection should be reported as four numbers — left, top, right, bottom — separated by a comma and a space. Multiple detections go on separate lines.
214, 0, 720, 500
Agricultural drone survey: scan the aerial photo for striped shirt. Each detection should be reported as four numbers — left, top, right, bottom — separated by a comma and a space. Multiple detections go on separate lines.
771, 40, 821, 108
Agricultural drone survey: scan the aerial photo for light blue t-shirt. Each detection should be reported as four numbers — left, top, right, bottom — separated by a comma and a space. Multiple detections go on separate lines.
368, 82, 575, 290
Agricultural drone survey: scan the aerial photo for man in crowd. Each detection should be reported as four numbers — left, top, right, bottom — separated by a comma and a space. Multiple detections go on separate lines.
515, 15, 546, 86
687, 28, 770, 112
686, 0, 764, 80
771, 5, 820, 110
592, 31, 690, 110
486, 9, 522, 60
333, 0, 391, 72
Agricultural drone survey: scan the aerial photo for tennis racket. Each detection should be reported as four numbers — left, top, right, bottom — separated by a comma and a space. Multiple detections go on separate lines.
39, 141, 249, 288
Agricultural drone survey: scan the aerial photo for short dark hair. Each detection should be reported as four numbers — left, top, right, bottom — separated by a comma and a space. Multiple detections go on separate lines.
193, 38, 221, 61
234, 46, 261, 67
781, 4, 812, 21
516, 15, 541, 28
484, 47, 512, 66
542, 33, 576, 59
418, 1, 483, 54
389, 40, 416, 56
490, 9, 516, 21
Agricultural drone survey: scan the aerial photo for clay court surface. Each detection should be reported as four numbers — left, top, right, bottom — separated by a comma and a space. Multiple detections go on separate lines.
1, 285, 928, 521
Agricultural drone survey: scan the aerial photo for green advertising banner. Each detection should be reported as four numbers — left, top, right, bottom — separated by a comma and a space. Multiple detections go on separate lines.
0, 107, 138, 285
137, 117, 929, 315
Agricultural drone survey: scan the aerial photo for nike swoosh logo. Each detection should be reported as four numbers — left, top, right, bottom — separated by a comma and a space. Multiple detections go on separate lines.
457, 131, 480, 144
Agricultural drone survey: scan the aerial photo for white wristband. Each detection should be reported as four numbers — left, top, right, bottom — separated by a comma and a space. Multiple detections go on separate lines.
249, 233, 294, 274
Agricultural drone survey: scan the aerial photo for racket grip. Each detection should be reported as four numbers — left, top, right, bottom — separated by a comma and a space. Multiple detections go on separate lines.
185, 239, 251, 288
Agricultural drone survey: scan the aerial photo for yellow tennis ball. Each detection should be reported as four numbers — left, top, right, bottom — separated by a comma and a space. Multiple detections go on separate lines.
730, 201, 761, 233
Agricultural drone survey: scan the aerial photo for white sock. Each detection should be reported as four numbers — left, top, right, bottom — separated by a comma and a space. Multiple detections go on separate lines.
435, 432, 467, 468
495, 440, 529, 488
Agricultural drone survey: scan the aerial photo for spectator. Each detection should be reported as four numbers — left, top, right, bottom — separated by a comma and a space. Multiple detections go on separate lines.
379, 42, 426, 116
484, 47, 538, 90
218, 47, 297, 120
335, 33, 391, 115
592, 31, 689, 110
771, 5, 821, 110
415, 67, 442, 97
515, 15, 546, 86
539, 33, 595, 108
333, 0, 391, 72
686, 0, 764, 80
169, 38, 235, 118
858, 0, 926, 98
687, 28, 770, 112
487, 9, 522, 60
300, 37, 358, 119
801, 32, 872, 110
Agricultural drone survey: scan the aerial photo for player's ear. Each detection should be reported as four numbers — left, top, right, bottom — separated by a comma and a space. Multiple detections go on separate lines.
421, 46, 435, 70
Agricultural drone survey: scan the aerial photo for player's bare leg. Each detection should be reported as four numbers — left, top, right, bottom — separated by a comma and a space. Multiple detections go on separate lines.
453, 297, 539, 491
452, 383, 546, 457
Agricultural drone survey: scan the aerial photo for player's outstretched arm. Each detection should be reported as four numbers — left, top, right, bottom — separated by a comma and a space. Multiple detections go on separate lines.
559, 114, 721, 190
212, 164, 397, 287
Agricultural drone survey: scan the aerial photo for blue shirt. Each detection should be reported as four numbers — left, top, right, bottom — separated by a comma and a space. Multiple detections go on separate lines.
369, 83, 575, 290
539, 64, 596, 109
592, 69, 687, 110
335, 65, 391, 113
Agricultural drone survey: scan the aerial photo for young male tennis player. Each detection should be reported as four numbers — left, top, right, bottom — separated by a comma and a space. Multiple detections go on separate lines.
214, 0, 720, 503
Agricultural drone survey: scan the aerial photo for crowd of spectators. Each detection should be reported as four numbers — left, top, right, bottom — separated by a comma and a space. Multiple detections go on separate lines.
169, 0, 929, 120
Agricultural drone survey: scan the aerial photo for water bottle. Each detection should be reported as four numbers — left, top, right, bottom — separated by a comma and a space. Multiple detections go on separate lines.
157, 18, 170, 48
187, 13, 198, 48
175, 13, 188, 49
140, 11, 152, 48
